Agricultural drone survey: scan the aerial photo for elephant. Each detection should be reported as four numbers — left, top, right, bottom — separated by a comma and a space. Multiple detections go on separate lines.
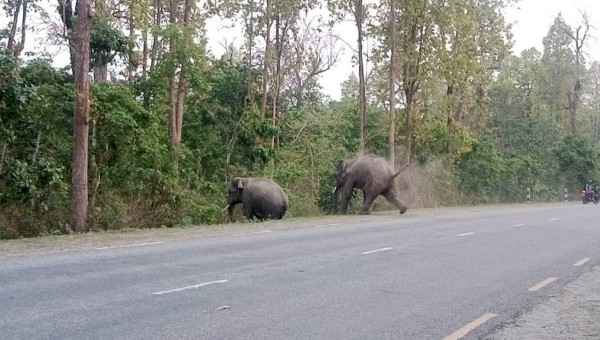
224, 177, 289, 221
333, 154, 408, 215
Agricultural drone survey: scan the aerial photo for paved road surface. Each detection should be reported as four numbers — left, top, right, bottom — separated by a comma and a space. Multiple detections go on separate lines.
1, 203, 600, 339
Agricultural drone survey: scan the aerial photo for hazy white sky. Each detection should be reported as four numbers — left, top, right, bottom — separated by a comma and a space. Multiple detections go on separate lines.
3, 0, 600, 100
203, 0, 600, 100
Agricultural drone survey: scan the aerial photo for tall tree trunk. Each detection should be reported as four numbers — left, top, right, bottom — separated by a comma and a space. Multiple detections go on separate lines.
150, 0, 161, 71
403, 92, 414, 166
7, 0, 22, 53
175, 0, 191, 148
93, 65, 108, 82
246, 1, 254, 66
142, 28, 148, 78
58, 0, 77, 74
128, 15, 135, 84
355, 0, 366, 154
19, 0, 28, 56
564, 14, 590, 135
70, 0, 92, 233
388, 0, 396, 165
260, 0, 272, 118
168, 0, 180, 155
6, 0, 28, 56
271, 8, 280, 149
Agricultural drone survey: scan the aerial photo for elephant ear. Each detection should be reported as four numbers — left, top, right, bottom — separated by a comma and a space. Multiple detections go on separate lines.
337, 160, 350, 176
335, 160, 345, 173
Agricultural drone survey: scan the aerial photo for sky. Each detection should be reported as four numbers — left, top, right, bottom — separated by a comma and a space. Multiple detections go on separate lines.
2, 0, 600, 101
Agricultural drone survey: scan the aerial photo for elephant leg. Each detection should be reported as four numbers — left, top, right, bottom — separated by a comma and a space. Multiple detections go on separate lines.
384, 189, 408, 214
339, 184, 354, 214
243, 205, 254, 220
359, 191, 377, 215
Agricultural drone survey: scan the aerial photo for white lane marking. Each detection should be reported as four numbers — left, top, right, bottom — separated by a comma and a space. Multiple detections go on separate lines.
513, 223, 525, 227
247, 230, 272, 235
361, 247, 393, 255
314, 223, 342, 227
96, 241, 164, 250
153, 280, 229, 295
577, 213, 586, 217
457, 232, 475, 237
233, 230, 273, 236
549, 217, 559, 221
574, 258, 591, 267
443, 313, 497, 340
528, 277, 558, 292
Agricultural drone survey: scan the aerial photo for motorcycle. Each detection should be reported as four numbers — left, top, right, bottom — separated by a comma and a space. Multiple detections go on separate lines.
581, 186, 600, 204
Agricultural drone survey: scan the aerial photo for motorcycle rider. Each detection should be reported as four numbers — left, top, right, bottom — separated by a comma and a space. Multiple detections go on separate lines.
584, 179, 597, 200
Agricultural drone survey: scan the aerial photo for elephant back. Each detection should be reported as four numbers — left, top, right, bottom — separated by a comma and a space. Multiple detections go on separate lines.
244, 178, 288, 207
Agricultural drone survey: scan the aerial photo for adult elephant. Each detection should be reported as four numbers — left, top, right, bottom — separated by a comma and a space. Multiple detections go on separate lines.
225, 177, 289, 221
333, 154, 408, 215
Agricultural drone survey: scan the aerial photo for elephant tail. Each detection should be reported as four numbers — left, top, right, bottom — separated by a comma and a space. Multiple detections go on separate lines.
390, 164, 409, 182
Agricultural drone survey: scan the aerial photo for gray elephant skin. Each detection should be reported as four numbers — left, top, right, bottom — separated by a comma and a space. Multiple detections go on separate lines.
334, 154, 408, 215
226, 177, 289, 221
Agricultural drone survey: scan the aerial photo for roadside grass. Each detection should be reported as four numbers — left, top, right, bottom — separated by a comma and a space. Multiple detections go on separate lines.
0, 202, 576, 256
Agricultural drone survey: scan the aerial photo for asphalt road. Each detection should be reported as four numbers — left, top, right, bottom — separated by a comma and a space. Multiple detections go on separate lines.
1, 202, 600, 340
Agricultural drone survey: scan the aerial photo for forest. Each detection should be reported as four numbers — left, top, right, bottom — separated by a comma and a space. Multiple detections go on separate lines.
1, 0, 599, 239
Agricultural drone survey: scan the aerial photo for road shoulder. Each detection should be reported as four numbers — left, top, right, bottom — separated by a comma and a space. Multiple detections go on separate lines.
0, 202, 579, 256
486, 264, 600, 340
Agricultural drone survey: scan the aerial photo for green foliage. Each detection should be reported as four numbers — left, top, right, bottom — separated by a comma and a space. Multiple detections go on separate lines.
498, 154, 539, 202
413, 114, 474, 164
91, 18, 132, 67
457, 139, 503, 200
555, 135, 598, 191
316, 169, 339, 214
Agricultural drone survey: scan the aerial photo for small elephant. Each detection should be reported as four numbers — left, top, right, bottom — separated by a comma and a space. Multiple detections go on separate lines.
225, 177, 289, 221
334, 154, 408, 215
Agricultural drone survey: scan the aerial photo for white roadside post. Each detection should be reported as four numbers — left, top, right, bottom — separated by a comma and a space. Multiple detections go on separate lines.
526, 187, 531, 203
564, 188, 568, 202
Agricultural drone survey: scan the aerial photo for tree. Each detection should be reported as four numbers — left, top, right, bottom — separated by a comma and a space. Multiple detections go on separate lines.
4, 0, 29, 56
70, 0, 92, 232
587, 61, 600, 143
285, 12, 340, 109
560, 12, 591, 135
540, 14, 577, 131
328, 0, 368, 154
387, 0, 396, 165
57, 0, 77, 73
437, 0, 512, 152
397, 0, 435, 166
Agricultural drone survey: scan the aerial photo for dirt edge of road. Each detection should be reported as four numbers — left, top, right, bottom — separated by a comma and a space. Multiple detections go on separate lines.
485, 264, 600, 340
0, 202, 582, 256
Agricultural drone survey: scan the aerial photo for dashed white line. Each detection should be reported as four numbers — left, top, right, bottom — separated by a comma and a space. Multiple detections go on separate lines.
247, 230, 272, 235
361, 247, 393, 255
443, 313, 497, 340
513, 223, 525, 227
233, 230, 273, 236
457, 232, 475, 237
574, 258, 591, 267
96, 241, 164, 250
153, 280, 229, 295
314, 223, 342, 227
528, 277, 558, 292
